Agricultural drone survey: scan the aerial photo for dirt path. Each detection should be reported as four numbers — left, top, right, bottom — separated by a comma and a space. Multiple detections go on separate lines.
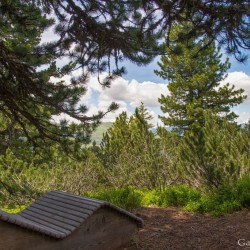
125, 207, 250, 250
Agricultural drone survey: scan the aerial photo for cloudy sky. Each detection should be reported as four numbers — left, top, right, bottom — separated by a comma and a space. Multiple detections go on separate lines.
43, 28, 250, 126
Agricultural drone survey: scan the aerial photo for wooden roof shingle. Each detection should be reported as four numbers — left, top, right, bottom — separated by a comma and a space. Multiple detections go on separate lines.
0, 190, 143, 238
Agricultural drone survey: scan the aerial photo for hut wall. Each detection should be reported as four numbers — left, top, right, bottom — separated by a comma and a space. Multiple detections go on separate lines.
0, 208, 137, 250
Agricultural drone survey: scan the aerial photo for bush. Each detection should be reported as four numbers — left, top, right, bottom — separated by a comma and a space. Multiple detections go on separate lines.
184, 176, 250, 215
189, 184, 238, 214
210, 200, 241, 216
183, 201, 203, 212
236, 175, 250, 207
160, 185, 201, 207
140, 189, 165, 207
86, 183, 248, 217
203, 176, 250, 215
87, 186, 143, 210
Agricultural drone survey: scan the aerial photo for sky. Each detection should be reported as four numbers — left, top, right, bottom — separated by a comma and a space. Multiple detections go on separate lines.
42, 28, 250, 126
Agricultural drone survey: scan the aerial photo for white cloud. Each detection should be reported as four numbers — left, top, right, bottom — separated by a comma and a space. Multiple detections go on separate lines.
86, 100, 130, 123
56, 73, 167, 124
50, 74, 92, 104
221, 71, 250, 102
50, 75, 71, 84
40, 26, 59, 44
147, 110, 164, 127
51, 71, 250, 126
235, 111, 250, 124
83, 74, 168, 124
102, 103, 131, 122
97, 77, 167, 108
51, 113, 80, 124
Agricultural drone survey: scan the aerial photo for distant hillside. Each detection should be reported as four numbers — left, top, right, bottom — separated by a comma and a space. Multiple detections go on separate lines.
91, 122, 113, 145
91, 123, 173, 145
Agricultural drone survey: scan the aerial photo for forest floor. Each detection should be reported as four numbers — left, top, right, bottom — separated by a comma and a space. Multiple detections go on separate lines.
125, 206, 250, 250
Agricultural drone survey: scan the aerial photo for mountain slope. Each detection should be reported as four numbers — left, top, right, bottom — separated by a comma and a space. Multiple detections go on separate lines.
91, 122, 113, 145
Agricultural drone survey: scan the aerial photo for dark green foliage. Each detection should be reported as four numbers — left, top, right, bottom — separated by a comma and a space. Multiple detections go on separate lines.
156, 23, 246, 134
2, 178, 250, 216
244, 119, 250, 135
100, 112, 130, 168
1, 2, 250, 213
177, 112, 250, 187
41, 0, 250, 63
160, 185, 201, 207
0, 147, 103, 207
142, 177, 250, 216
86, 176, 250, 215
155, 26, 248, 187
183, 176, 250, 216
100, 103, 173, 189
1, 1, 250, 145
202, 185, 241, 215
87, 186, 143, 210
0, 149, 42, 206
185, 197, 242, 217
236, 175, 250, 207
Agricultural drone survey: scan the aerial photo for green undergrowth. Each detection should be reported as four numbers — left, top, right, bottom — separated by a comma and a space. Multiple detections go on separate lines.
87, 175, 250, 216
86, 186, 143, 210
1, 175, 249, 216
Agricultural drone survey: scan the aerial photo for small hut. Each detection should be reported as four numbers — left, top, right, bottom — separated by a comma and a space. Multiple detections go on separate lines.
0, 190, 143, 250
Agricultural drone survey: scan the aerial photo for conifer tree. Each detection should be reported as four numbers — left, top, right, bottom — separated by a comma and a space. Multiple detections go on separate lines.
177, 112, 250, 187
100, 103, 172, 189
100, 112, 130, 168
1, 1, 250, 146
155, 24, 247, 134
100, 103, 154, 166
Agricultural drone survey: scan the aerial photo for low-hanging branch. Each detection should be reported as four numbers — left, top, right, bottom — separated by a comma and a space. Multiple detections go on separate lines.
0, 0, 250, 147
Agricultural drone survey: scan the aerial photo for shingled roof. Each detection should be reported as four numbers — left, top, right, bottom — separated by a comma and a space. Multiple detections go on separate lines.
0, 190, 143, 239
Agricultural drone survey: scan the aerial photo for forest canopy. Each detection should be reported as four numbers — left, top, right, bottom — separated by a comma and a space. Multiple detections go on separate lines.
1, 0, 250, 146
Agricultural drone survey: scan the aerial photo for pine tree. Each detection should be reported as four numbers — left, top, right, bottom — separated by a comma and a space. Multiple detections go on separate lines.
100, 112, 130, 168
177, 112, 250, 187
100, 103, 173, 189
155, 24, 247, 134
1, 1, 250, 146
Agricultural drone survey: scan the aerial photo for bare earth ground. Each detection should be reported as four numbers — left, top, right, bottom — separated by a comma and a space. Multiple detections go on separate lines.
124, 207, 250, 250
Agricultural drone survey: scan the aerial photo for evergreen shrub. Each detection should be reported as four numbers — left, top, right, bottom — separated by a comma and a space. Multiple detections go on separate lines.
87, 186, 143, 210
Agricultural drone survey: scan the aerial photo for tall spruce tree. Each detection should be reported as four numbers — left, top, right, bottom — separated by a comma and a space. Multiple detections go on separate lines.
155, 24, 247, 134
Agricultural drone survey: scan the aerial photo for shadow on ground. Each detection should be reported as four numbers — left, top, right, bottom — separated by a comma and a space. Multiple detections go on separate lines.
125, 206, 250, 250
